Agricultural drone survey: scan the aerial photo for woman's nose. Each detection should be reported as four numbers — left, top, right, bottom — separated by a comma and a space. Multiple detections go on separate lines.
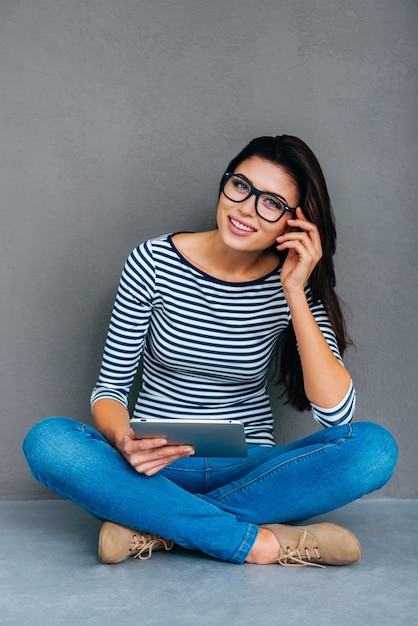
238, 194, 257, 216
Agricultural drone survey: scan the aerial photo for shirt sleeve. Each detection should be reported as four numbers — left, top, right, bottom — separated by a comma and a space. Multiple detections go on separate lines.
90, 240, 156, 410
300, 293, 356, 427
311, 380, 356, 427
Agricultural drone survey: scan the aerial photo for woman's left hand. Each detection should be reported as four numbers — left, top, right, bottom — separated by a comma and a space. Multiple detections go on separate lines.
276, 207, 323, 296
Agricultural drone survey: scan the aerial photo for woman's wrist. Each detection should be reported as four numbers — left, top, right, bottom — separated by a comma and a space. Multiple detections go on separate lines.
283, 285, 308, 308
92, 398, 132, 450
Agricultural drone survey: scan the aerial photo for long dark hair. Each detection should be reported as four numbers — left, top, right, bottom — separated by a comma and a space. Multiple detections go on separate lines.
224, 135, 351, 411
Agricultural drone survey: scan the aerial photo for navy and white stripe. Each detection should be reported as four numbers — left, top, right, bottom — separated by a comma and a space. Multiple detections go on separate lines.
91, 234, 355, 445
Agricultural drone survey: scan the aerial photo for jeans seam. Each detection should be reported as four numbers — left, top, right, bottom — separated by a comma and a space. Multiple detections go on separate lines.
214, 431, 352, 502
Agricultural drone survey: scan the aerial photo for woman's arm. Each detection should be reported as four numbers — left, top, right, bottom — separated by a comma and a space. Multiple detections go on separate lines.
91, 243, 195, 475
92, 397, 131, 448
277, 207, 352, 409
90, 244, 154, 412
283, 290, 351, 407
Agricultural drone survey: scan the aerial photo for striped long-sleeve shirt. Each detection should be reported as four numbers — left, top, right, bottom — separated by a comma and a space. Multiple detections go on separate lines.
91, 233, 356, 445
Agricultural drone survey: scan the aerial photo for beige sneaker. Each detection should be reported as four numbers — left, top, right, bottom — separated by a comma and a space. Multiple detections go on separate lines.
98, 521, 174, 564
261, 522, 362, 567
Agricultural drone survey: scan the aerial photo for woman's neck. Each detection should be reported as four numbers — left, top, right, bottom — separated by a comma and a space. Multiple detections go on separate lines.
172, 230, 280, 283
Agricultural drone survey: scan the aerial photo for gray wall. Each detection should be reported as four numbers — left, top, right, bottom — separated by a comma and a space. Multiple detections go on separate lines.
1, 0, 416, 499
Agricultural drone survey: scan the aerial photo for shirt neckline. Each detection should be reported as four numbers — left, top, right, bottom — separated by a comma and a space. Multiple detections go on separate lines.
167, 233, 282, 286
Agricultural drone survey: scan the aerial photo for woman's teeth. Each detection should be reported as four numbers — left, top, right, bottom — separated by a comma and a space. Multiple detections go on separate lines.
230, 218, 255, 232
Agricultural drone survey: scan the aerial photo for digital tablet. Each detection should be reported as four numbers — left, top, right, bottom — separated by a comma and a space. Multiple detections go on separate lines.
130, 418, 247, 457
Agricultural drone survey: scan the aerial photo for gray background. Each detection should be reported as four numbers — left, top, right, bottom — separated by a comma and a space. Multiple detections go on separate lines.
0, 0, 416, 500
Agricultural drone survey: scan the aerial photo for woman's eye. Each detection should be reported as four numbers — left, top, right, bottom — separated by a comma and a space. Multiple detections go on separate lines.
233, 179, 250, 194
263, 196, 282, 211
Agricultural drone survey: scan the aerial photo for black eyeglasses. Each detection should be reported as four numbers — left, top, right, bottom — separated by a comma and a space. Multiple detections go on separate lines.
221, 171, 297, 223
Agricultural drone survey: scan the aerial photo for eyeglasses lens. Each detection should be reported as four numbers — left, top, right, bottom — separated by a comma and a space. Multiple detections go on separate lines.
223, 175, 251, 201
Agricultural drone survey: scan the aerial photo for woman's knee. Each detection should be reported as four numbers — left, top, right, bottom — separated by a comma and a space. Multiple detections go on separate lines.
352, 421, 398, 491
22, 416, 81, 475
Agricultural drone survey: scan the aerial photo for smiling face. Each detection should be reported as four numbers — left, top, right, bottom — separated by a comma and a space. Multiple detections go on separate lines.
216, 156, 299, 253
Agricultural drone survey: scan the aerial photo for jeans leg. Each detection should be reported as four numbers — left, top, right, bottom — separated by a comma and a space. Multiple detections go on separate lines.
199, 422, 398, 524
22, 417, 258, 563
23, 418, 397, 564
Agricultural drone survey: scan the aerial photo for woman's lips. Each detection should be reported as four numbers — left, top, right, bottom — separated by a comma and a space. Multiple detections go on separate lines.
228, 216, 257, 235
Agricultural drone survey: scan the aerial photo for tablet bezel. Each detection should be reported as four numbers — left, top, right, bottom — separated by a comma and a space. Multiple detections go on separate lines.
130, 418, 247, 457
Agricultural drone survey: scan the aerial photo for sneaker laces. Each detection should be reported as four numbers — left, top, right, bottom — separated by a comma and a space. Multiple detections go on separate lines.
129, 533, 174, 561
277, 530, 325, 568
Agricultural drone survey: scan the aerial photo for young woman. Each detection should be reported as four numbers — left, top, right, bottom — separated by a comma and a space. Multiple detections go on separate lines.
23, 135, 398, 567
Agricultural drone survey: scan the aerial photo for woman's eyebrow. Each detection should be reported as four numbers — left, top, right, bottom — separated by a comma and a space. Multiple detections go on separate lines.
235, 172, 288, 202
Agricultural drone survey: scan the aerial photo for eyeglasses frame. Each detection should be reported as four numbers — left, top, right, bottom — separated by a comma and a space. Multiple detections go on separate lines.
221, 171, 297, 223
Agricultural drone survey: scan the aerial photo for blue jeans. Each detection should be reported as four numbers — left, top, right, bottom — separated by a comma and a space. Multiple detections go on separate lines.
23, 417, 398, 563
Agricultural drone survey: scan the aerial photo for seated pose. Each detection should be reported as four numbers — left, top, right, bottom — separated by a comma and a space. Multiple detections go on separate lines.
23, 135, 398, 567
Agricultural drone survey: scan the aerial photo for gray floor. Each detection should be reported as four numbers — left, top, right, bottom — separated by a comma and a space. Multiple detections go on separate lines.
0, 500, 417, 626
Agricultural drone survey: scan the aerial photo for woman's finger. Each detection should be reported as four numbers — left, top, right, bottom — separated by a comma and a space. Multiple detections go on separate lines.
125, 441, 194, 472
133, 449, 194, 476
287, 207, 321, 235
277, 232, 321, 261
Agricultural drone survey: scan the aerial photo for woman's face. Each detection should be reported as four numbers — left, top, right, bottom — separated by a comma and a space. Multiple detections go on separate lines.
216, 156, 299, 253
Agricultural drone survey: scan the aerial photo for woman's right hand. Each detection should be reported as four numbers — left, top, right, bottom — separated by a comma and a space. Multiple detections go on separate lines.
116, 430, 195, 476
92, 399, 194, 476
